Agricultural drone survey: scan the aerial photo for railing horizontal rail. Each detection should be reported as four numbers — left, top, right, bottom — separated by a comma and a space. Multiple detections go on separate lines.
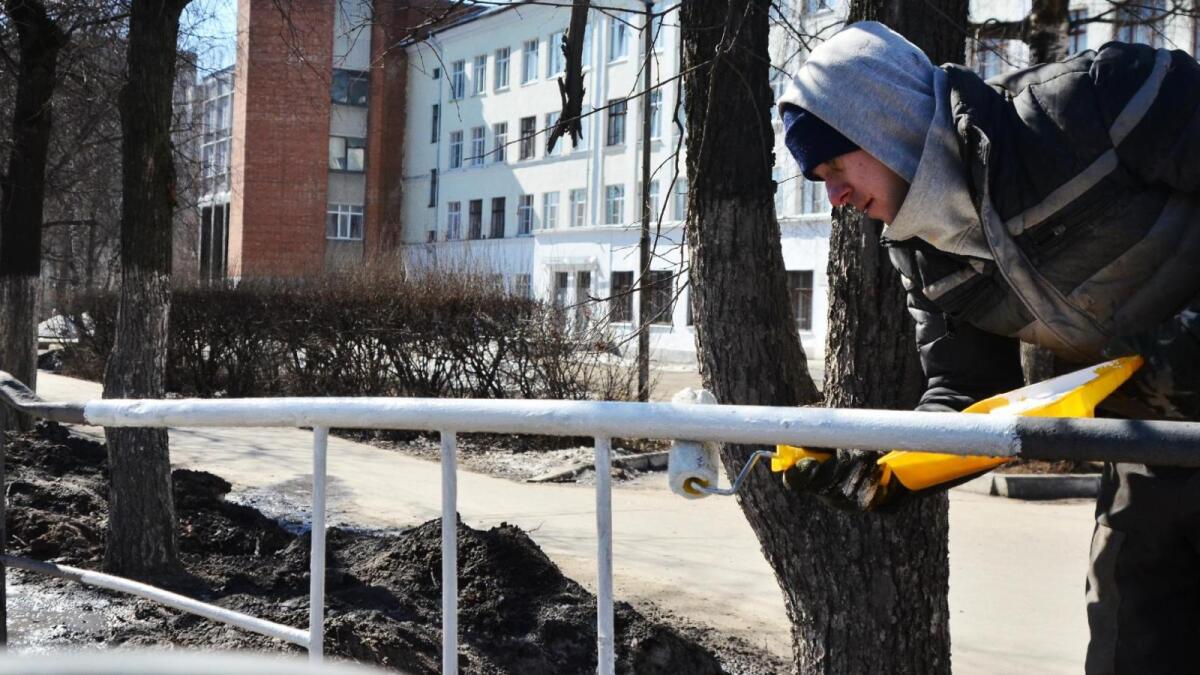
1, 555, 310, 646
78, 397, 1200, 466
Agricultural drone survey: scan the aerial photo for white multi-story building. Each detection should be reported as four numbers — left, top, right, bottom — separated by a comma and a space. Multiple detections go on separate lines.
399, 0, 1200, 363
400, 1, 829, 362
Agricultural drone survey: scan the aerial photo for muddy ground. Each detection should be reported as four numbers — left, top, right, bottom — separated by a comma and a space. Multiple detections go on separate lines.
3, 424, 784, 674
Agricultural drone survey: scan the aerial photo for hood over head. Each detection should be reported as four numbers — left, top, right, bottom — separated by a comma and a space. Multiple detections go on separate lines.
777, 21, 934, 183
777, 21, 991, 260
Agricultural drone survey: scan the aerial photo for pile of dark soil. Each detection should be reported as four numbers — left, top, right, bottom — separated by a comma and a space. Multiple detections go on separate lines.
3, 424, 747, 674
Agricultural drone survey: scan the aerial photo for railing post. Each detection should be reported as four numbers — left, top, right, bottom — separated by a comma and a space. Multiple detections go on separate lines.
594, 436, 615, 675
309, 426, 328, 663
441, 431, 459, 675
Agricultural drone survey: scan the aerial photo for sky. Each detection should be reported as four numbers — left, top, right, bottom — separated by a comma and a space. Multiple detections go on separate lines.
181, 0, 238, 76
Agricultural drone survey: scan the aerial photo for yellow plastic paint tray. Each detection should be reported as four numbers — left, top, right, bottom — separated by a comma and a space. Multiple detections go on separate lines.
876, 355, 1143, 491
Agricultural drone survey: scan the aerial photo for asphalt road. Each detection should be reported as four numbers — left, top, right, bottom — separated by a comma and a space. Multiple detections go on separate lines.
36, 372, 1094, 673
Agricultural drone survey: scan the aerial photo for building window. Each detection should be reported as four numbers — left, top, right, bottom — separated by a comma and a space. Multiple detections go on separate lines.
470, 126, 486, 166
788, 270, 814, 331
545, 111, 561, 156
429, 168, 438, 207
548, 31, 566, 76
199, 202, 230, 281
582, 22, 592, 67
610, 271, 633, 322
468, 199, 483, 239
973, 39, 1006, 80
772, 166, 787, 216
517, 194, 534, 235
800, 178, 829, 214
431, 104, 440, 143
648, 89, 662, 139
542, 192, 559, 229
332, 69, 369, 106
570, 188, 588, 227
494, 47, 510, 90
432, 67, 441, 80
1068, 9, 1088, 54
554, 271, 570, 309
604, 184, 624, 225
575, 270, 593, 332
446, 200, 461, 240
522, 39, 539, 84
326, 203, 364, 240
637, 180, 660, 223
450, 60, 466, 99
472, 55, 487, 95
493, 122, 508, 162
448, 130, 463, 169
606, 99, 626, 146
519, 116, 536, 160
608, 18, 628, 60
513, 273, 532, 298
1115, 0, 1166, 47
329, 136, 365, 172
647, 270, 673, 325
673, 178, 688, 221
490, 197, 506, 238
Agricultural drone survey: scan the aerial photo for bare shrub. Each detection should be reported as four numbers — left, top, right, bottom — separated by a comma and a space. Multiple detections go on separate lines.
61, 270, 634, 402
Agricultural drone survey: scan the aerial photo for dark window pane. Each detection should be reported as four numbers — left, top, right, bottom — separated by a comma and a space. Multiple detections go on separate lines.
611, 271, 633, 322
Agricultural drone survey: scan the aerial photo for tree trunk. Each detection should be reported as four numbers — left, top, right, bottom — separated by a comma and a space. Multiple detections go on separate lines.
0, 0, 65, 432
683, 0, 967, 670
103, 0, 190, 577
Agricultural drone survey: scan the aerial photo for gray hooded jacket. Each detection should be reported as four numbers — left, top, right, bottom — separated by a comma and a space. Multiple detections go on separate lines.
781, 23, 1200, 420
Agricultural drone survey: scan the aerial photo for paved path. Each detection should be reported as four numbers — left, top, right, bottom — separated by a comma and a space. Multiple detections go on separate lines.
36, 373, 1093, 672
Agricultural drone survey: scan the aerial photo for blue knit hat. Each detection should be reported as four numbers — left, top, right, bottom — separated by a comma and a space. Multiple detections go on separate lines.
781, 103, 859, 181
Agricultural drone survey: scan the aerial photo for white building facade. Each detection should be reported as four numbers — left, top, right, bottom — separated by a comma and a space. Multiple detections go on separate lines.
400, 0, 1200, 364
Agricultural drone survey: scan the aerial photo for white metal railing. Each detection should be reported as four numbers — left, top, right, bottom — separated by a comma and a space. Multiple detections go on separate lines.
4, 385, 1200, 673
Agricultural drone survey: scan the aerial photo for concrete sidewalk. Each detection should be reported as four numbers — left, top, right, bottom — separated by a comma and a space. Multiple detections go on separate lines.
35, 372, 1093, 672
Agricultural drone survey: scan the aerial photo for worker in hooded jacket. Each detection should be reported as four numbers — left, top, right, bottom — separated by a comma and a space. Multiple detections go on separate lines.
776, 21, 1200, 675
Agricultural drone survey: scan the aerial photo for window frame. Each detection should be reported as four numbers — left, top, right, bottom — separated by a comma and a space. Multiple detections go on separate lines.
519, 116, 537, 160
493, 122, 508, 163
448, 130, 463, 169
494, 47, 511, 90
325, 203, 364, 241
606, 99, 626, 146
517, 194, 534, 235
610, 271, 633, 323
472, 54, 487, 96
450, 59, 466, 100
604, 184, 624, 225
470, 126, 486, 167
328, 136, 366, 172
490, 196, 506, 238
522, 39, 539, 84
542, 191, 560, 229
570, 188, 588, 227
446, 200, 462, 240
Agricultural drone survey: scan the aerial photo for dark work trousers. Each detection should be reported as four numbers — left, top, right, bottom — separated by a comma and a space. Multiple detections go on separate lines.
1085, 462, 1200, 674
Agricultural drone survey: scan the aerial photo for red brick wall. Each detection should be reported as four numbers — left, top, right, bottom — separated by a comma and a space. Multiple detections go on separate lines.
229, 0, 333, 278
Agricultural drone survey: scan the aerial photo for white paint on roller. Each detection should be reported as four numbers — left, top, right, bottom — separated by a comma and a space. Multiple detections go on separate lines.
668, 441, 721, 499
667, 388, 723, 499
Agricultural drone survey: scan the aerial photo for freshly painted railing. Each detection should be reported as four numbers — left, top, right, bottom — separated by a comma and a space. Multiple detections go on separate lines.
3, 372, 1200, 674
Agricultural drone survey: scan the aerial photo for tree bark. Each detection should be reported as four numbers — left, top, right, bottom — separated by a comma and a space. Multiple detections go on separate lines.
0, 0, 65, 432
683, 0, 967, 670
102, 0, 190, 577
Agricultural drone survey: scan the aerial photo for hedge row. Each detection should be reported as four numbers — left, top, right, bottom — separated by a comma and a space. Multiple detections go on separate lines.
62, 273, 632, 402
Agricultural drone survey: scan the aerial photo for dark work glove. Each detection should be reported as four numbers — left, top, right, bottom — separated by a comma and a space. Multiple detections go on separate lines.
1104, 307, 1200, 420
782, 449, 898, 511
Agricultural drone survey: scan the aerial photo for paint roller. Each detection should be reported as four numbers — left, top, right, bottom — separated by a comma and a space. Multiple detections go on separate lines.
668, 356, 1143, 499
